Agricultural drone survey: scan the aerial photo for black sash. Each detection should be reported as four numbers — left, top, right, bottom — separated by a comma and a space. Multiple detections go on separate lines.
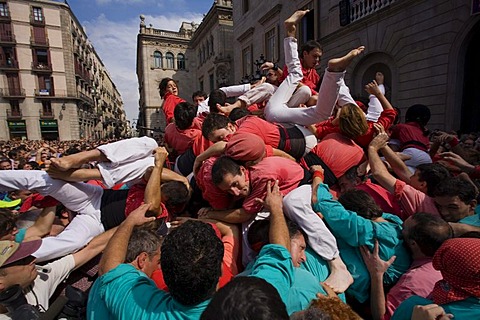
301, 152, 338, 186
100, 189, 129, 230
277, 123, 306, 160
176, 148, 196, 176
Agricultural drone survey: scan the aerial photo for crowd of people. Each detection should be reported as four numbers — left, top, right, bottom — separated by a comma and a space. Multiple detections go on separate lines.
0, 9, 479, 320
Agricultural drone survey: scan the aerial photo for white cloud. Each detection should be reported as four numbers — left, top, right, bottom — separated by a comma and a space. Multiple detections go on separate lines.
81, 12, 204, 121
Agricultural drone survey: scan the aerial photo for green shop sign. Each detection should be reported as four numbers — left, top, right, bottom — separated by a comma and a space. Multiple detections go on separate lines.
8, 121, 26, 127
39, 120, 58, 127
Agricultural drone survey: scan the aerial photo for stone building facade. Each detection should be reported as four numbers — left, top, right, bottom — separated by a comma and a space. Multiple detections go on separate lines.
0, 0, 125, 141
233, 0, 480, 132
136, 17, 196, 137
189, 0, 234, 95
136, 0, 233, 136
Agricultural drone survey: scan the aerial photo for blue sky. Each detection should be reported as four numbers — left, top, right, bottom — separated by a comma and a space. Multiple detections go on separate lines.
68, 0, 214, 121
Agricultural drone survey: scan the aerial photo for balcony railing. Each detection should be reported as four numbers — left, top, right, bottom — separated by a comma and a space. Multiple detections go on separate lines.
77, 92, 94, 105
6, 109, 22, 119
0, 88, 25, 98
349, 0, 395, 23
0, 59, 19, 70
39, 109, 54, 119
31, 62, 52, 72
30, 36, 49, 47
0, 33, 15, 43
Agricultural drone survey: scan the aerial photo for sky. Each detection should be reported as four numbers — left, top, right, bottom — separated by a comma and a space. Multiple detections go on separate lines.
68, 0, 214, 122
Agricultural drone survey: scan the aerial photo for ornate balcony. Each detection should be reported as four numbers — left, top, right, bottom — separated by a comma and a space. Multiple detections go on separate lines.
31, 62, 52, 73
0, 59, 19, 70
0, 33, 15, 44
30, 36, 49, 47
39, 109, 54, 119
349, 0, 396, 24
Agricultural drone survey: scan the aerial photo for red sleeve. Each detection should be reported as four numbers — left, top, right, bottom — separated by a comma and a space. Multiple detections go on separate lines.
471, 166, 480, 179
151, 269, 169, 291
265, 145, 274, 157
162, 93, 185, 123
314, 120, 339, 139
278, 65, 288, 84
376, 109, 398, 132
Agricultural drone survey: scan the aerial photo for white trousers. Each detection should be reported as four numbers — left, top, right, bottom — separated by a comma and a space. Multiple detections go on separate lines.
366, 83, 385, 122
97, 136, 157, 188
265, 37, 345, 126
283, 185, 339, 260
0, 170, 104, 262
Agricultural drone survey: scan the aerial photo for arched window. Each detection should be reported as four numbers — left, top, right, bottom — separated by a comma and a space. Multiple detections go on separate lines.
177, 53, 185, 70
165, 52, 174, 69
153, 51, 162, 68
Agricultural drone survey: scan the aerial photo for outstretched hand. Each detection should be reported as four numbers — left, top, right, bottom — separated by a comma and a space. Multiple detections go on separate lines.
365, 80, 382, 96
359, 240, 396, 276
125, 203, 156, 226
369, 124, 389, 150
153, 147, 169, 165
440, 151, 473, 171
255, 180, 283, 213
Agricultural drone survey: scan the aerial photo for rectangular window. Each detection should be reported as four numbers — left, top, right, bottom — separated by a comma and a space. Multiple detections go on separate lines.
300, 9, 315, 44
242, 46, 252, 77
209, 73, 214, 92
199, 80, 204, 92
243, 0, 249, 14
0, 23, 13, 42
265, 27, 278, 62
38, 75, 54, 95
32, 7, 43, 22
10, 100, 20, 114
33, 26, 47, 45
42, 101, 52, 116
0, 3, 8, 17
33, 48, 49, 68
6, 73, 20, 96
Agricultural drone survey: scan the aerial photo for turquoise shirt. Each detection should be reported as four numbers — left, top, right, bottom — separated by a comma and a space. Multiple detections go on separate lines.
391, 295, 480, 320
459, 212, 480, 227
313, 183, 411, 303
241, 245, 344, 315
15, 228, 26, 243
87, 264, 209, 320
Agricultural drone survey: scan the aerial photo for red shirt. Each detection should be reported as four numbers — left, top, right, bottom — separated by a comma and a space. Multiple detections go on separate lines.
243, 157, 304, 214
280, 62, 320, 95
300, 133, 365, 178
162, 92, 185, 124
390, 122, 430, 152
196, 157, 234, 210
164, 123, 202, 155
315, 109, 398, 148
235, 116, 281, 149
355, 180, 403, 218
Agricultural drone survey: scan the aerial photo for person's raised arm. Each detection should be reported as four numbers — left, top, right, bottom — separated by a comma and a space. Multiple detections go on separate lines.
144, 147, 168, 217
365, 80, 393, 111
255, 180, 290, 251
360, 241, 396, 320
98, 203, 155, 275
198, 207, 251, 224
368, 127, 397, 194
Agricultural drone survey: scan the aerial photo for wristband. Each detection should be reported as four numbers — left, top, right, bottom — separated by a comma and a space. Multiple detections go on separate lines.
312, 170, 324, 181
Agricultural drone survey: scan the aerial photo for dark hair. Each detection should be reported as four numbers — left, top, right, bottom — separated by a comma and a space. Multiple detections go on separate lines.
300, 40, 323, 56
433, 177, 477, 204
201, 276, 289, 320
248, 218, 304, 251
228, 108, 251, 122
192, 90, 207, 101
0, 209, 17, 239
416, 163, 451, 197
208, 89, 227, 113
174, 102, 198, 130
341, 166, 360, 182
159, 77, 176, 98
27, 161, 40, 170
161, 180, 190, 212
0, 158, 10, 164
125, 227, 162, 263
405, 212, 453, 257
211, 156, 242, 186
162, 220, 223, 306
202, 113, 231, 140
405, 104, 431, 136
338, 189, 383, 219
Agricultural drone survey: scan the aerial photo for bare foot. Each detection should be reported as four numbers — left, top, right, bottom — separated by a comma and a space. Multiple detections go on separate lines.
216, 104, 236, 115
48, 156, 79, 171
284, 10, 309, 37
325, 257, 354, 293
327, 46, 365, 72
